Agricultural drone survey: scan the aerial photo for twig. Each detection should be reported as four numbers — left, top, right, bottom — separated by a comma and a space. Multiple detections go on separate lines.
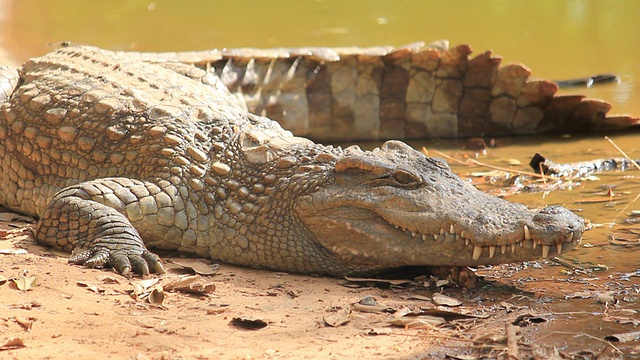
506, 323, 519, 360
549, 257, 585, 271
612, 192, 640, 224
466, 159, 546, 178
538, 163, 547, 187
423, 148, 473, 166
604, 136, 640, 171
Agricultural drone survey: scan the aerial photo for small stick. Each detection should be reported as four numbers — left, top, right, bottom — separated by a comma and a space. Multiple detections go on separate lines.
612, 192, 640, 224
549, 257, 585, 271
604, 136, 640, 171
538, 163, 548, 187
506, 323, 519, 360
424, 148, 472, 166
467, 159, 546, 178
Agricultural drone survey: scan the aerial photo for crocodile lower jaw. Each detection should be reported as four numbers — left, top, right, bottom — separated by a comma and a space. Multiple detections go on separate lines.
393, 224, 582, 261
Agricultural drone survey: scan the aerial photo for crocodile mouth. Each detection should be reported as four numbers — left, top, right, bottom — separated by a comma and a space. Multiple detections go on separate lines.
390, 222, 582, 261
298, 194, 586, 269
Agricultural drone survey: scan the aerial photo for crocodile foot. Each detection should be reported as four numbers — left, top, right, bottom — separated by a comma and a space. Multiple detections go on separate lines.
69, 248, 165, 276
36, 180, 167, 276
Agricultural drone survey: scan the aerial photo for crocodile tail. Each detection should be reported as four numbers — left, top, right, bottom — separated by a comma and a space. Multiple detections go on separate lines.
128, 42, 640, 141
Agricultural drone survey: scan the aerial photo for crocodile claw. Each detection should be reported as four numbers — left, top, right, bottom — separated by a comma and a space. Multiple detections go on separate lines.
69, 248, 165, 276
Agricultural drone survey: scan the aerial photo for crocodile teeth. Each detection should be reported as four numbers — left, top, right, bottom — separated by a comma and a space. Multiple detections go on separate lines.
472, 246, 483, 261
422, 234, 428, 241
566, 232, 574, 242
465, 238, 470, 246
523, 225, 531, 240
450, 225, 455, 233
511, 243, 516, 253
440, 229, 445, 235
488, 246, 496, 258
532, 240, 537, 249
556, 243, 563, 255
460, 231, 465, 239
411, 231, 416, 237
542, 244, 550, 258
501, 245, 506, 254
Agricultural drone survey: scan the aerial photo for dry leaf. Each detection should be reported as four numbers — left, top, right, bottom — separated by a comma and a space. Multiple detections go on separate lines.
323, 310, 351, 327
394, 307, 415, 319
0, 338, 25, 351
352, 295, 393, 313
13, 316, 35, 331
11, 275, 38, 291
432, 293, 462, 307
604, 330, 640, 343
169, 259, 219, 275
163, 275, 216, 295
351, 303, 392, 313
148, 286, 165, 305
388, 316, 445, 327
131, 283, 145, 300
76, 281, 103, 294
0, 248, 27, 255
137, 278, 161, 289
597, 292, 617, 305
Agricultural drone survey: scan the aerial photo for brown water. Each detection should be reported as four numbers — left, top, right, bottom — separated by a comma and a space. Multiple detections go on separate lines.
0, 0, 638, 355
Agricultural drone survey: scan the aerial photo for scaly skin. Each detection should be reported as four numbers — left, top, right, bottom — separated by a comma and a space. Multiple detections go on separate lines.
0, 46, 585, 276
126, 40, 639, 141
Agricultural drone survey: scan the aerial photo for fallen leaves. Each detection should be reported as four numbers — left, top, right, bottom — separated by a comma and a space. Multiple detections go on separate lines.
0, 338, 25, 351
9, 272, 38, 291
432, 293, 462, 307
0, 248, 27, 255
12, 317, 35, 331
605, 330, 640, 343
163, 274, 216, 294
165, 258, 219, 276
323, 309, 350, 327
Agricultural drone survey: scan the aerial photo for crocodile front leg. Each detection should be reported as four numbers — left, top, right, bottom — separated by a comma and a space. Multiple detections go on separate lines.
35, 178, 169, 275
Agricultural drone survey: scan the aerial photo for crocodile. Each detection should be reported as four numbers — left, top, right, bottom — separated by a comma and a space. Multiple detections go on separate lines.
0, 45, 585, 276
126, 40, 639, 142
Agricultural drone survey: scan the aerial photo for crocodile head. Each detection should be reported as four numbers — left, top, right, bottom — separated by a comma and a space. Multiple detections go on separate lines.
297, 140, 585, 275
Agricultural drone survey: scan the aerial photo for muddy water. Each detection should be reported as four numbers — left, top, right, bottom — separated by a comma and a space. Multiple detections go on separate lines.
1, 0, 638, 355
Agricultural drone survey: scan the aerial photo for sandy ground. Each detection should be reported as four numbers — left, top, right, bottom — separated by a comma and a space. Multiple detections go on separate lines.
0, 218, 476, 360
1, 208, 635, 360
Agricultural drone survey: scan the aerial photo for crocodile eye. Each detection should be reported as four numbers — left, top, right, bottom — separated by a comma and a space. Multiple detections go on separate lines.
393, 170, 419, 185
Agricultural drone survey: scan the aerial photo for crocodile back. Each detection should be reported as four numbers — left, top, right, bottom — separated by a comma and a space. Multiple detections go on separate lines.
0, 46, 250, 217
